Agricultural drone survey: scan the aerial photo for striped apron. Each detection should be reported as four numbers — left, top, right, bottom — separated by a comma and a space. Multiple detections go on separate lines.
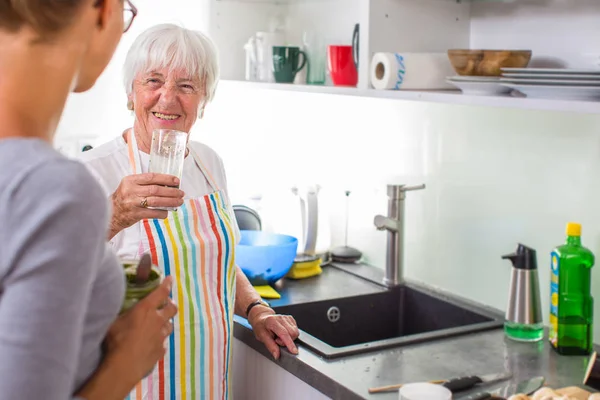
126, 131, 237, 400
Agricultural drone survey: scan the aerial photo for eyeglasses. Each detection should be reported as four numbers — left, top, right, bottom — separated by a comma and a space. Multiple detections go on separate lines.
123, 0, 138, 33
93, 0, 137, 33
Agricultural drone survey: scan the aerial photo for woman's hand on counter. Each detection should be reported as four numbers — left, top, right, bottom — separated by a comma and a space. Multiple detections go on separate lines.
108, 173, 184, 239
249, 306, 300, 360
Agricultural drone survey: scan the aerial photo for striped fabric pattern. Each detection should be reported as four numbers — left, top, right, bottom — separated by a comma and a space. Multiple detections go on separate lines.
124, 131, 237, 399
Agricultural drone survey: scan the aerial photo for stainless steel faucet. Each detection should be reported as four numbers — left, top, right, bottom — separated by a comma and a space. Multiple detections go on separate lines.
374, 184, 426, 287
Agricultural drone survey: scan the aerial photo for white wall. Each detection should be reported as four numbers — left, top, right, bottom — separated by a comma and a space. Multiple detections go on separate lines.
197, 82, 600, 340
470, 0, 600, 68
59, 72, 600, 339
54, 0, 600, 341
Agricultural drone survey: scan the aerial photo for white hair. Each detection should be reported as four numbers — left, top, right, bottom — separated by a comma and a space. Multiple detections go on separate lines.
123, 23, 220, 106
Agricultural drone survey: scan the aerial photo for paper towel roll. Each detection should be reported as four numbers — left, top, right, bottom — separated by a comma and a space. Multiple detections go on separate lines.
370, 52, 456, 90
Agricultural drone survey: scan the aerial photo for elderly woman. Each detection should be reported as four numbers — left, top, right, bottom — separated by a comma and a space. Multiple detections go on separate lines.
0, 1, 177, 400
81, 23, 300, 399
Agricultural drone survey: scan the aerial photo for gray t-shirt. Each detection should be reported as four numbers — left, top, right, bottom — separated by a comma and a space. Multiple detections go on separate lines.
0, 138, 125, 399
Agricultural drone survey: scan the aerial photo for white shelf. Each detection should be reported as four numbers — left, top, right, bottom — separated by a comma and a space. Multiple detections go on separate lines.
220, 79, 600, 115
217, 0, 333, 3
217, 0, 514, 3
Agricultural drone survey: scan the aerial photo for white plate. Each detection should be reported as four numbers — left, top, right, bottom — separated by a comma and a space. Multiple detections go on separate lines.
501, 83, 600, 101
447, 75, 500, 82
502, 73, 600, 80
501, 68, 600, 75
447, 79, 512, 96
500, 77, 600, 86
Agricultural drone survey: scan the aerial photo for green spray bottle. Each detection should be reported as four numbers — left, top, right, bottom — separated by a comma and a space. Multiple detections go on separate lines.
550, 222, 595, 355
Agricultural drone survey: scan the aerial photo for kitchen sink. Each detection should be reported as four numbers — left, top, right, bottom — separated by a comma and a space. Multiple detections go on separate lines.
272, 284, 504, 359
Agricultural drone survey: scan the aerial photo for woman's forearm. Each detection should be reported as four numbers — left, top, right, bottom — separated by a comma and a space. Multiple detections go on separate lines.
75, 353, 136, 400
107, 217, 123, 241
234, 266, 264, 318
107, 192, 128, 241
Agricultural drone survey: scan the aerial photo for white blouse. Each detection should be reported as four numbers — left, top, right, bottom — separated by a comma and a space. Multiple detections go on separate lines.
79, 135, 240, 260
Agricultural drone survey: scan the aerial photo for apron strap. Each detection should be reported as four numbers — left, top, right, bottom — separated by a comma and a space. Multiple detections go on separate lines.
126, 129, 143, 175
188, 146, 219, 192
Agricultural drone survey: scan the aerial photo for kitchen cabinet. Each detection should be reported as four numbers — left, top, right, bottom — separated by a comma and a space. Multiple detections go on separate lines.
206, 0, 600, 114
232, 338, 330, 400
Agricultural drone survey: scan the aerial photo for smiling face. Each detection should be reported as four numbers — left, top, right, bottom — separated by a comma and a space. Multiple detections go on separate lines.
131, 67, 205, 139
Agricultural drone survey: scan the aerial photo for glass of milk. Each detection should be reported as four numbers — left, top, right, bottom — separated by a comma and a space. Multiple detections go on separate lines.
148, 129, 187, 211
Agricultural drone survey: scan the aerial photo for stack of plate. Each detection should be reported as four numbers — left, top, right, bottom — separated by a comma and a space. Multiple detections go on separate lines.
446, 75, 512, 96
499, 68, 600, 101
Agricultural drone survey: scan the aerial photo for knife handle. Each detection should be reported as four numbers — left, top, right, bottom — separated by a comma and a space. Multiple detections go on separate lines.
460, 392, 493, 400
443, 376, 483, 392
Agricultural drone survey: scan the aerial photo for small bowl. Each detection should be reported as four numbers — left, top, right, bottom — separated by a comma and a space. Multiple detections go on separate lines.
448, 49, 532, 76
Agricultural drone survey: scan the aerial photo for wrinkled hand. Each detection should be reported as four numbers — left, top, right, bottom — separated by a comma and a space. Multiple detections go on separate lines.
248, 307, 299, 360
110, 173, 184, 233
104, 277, 178, 383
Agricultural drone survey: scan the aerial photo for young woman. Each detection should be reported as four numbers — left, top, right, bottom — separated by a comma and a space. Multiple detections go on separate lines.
0, 1, 177, 399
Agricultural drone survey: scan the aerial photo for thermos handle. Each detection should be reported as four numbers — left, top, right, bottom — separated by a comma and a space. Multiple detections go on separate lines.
303, 187, 319, 255
294, 186, 319, 255
352, 23, 359, 70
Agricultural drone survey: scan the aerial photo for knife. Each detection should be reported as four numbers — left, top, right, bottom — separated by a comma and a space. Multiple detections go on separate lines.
442, 371, 513, 392
458, 376, 545, 400
367, 371, 512, 394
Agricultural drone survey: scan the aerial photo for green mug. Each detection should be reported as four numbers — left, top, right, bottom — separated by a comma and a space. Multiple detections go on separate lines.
272, 46, 307, 83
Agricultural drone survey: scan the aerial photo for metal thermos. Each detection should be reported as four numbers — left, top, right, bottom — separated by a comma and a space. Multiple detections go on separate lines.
502, 244, 543, 341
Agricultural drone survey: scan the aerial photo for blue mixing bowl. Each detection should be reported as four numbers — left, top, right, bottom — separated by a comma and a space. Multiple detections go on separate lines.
235, 230, 299, 285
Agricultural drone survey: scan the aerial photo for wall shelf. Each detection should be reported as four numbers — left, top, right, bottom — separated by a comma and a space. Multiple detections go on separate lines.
210, 0, 600, 115
220, 79, 600, 115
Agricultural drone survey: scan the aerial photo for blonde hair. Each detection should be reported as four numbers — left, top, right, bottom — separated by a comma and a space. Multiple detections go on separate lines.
123, 23, 220, 106
0, 0, 86, 35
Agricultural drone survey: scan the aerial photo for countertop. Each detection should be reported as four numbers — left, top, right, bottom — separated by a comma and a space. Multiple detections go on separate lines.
233, 263, 596, 400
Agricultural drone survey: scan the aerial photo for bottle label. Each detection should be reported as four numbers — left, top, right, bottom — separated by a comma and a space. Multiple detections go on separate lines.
549, 251, 560, 347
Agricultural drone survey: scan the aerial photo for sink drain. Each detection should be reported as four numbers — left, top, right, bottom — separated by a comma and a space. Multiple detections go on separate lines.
327, 306, 341, 323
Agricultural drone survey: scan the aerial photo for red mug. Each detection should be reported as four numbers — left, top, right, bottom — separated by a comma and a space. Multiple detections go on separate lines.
328, 45, 358, 87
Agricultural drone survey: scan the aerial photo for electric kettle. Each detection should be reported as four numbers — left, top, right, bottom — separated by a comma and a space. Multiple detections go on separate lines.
260, 185, 331, 261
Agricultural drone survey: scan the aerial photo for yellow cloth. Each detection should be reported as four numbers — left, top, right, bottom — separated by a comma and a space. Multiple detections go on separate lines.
253, 285, 281, 299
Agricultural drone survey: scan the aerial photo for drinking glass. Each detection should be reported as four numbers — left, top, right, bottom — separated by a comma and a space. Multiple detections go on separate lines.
303, 31, 327, 85
148, 129, 187, 210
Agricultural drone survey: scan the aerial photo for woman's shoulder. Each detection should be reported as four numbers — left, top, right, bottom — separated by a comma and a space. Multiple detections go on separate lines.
77, 136, 129, 196
0, 139, 106, 207
78, 135, 128, 165
188, 140, 224, 167
187, 140, 231, 190
1, 150, 110, 246
18, 156, 108, 214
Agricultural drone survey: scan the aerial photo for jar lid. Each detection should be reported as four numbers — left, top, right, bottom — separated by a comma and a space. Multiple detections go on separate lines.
399, 382, 452, 400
